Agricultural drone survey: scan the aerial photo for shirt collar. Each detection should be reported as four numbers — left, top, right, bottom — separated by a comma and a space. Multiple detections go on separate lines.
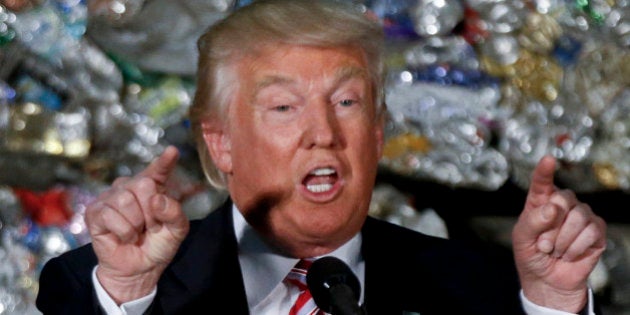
232, 205, 364, 308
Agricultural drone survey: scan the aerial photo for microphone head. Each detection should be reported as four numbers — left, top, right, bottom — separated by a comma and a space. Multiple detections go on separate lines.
306, 256, 361, 313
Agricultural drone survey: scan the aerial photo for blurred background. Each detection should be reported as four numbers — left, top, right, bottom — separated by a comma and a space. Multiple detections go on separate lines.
0, 0, 628, 313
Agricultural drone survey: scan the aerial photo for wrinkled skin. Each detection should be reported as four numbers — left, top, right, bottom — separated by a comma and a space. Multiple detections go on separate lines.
85, 146, 189, 303
512, 156, 607, 312
203, 44, 384, 258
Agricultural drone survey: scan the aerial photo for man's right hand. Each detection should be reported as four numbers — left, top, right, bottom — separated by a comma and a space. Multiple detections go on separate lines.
85, 145, 190, 304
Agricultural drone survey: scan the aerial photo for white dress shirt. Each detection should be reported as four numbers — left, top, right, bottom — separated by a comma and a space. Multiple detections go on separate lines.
233, 206, 365, 313
92, 205, 594, 315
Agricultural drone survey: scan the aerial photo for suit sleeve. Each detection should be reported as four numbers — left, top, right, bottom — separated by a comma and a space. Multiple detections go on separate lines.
36, 245, 105, 314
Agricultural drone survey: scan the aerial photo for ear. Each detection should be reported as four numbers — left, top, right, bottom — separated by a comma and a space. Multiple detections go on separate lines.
202, 121, 233, 174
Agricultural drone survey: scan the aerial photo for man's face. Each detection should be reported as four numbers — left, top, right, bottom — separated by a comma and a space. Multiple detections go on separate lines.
206, 44, 383, 257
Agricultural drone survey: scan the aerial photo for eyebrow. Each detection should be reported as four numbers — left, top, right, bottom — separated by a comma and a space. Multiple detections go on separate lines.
253, 65, 369, 93
333, 66, 369, 86
254, 75, 293, 92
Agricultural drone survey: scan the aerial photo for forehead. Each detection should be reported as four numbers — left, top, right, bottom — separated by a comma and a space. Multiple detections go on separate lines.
238, 44, 370, 84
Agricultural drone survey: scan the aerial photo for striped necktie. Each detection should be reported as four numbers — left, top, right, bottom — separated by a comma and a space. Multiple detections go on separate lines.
286, 259, 325, 315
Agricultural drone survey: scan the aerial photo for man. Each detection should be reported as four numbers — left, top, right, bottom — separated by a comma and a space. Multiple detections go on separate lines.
36, 0, 607, 314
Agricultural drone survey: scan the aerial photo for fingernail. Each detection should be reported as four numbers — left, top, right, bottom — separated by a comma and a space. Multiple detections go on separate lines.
154, 195, 167, 212
537, 239, 553, 254
542, 204, 555, 221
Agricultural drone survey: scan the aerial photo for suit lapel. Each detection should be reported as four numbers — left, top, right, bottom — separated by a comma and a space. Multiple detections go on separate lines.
361, 216, 401, 314
360, 216, 432, 315
159, 201, 250, 314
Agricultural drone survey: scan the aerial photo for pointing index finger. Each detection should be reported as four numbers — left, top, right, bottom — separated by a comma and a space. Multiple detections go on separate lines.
525, 155, 557, 210
139, 145, 180, 186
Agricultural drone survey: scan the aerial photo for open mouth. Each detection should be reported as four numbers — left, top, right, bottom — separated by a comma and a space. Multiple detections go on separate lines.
303, 167, 338, 193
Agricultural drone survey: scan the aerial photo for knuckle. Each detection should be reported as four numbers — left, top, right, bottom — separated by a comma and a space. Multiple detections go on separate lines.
107, 189, 136, 210
583, 222, 602, 243
567, 208, 588, 226
112, 176, 131, 188
136, 177, 158, 192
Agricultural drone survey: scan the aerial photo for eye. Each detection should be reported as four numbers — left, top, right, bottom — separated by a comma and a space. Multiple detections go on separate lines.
339, 99, 356, 107
273, 105, 292, 112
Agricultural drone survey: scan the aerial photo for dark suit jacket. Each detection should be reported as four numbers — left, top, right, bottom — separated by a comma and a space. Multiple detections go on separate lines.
36, 199, 526, 314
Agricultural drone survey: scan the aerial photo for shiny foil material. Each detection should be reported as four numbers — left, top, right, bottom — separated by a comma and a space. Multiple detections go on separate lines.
0, 0, 628, 311
592, 89, 630, 192
5, 102, 90, 158
383, 79, 509, 190
86, 0, 236, 75
409, 0, 464, 37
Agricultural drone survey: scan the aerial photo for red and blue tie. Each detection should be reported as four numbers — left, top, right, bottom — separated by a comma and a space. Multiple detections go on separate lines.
286, 259, 325, 315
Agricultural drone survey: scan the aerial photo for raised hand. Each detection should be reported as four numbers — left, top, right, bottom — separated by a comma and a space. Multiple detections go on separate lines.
85, 145, 190, 304
511, 155, 607, 312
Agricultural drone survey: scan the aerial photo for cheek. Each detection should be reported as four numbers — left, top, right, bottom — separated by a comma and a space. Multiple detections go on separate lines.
349, 127, 382, 192
352, 124, 382, 160
231, 125, 299, 175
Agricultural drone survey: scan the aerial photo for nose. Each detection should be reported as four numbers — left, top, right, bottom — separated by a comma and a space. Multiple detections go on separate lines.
300, 100, 341, 149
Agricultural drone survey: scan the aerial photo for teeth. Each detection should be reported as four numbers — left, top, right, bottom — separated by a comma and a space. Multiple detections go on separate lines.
310, 168, 335, 176
306, 183, 333, 193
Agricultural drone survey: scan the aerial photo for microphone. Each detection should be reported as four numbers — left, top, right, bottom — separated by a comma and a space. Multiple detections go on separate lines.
306, 256, 367, 315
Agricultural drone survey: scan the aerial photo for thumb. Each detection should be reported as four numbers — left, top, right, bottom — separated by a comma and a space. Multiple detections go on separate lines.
148, 194, 189, 240
514, 203, 559, 252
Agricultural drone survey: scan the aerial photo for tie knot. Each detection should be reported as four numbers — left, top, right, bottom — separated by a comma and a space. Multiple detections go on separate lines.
286, 259, 314, 291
